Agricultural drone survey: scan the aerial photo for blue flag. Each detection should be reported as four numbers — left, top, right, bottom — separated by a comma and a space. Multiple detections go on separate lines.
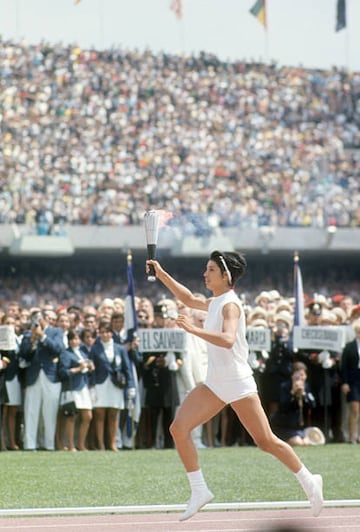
123, 252, 139, 447
124, 253, 137, 343
336, 0, 346, 32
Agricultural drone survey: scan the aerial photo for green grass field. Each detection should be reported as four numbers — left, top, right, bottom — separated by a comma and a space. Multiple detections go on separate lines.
0, 445, 358, 510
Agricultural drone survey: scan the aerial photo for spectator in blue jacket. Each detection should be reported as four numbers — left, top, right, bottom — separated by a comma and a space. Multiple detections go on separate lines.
341, 319, 360, 444
90, 322, 135, 451
19, 309, 65, 450
58, 330, 95, 451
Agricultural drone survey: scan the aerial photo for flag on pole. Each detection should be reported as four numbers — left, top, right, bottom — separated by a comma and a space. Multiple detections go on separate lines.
336, 0, 346, 31
124, 250, 138, 343
123, 250, 140, 448
170, 0, 183, 19
293, 252, 305, 326
249, 0, 267, 29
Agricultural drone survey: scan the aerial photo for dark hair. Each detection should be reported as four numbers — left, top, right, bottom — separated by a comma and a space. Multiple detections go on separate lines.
67, 305, 82, 313
67, 329, 80, 343
98, 321, 112, 332
111, 312, 124, 321
80, 327, 97, 341
210, 251, 247, 286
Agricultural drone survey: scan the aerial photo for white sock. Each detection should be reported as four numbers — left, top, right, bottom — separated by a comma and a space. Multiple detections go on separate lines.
187, 469, 207, 491
294, 464, 314, 498
180, 469, 214, 521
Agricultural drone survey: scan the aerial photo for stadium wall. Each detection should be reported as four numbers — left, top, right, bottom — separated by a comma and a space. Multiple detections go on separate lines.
1, 224, 359, 258
0, 224, 358, 299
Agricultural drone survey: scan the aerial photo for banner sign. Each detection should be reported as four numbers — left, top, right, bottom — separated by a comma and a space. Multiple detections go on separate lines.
138, 328, 186, 352
0, 325, 17, 351
293, 326, 346, 352
247, 327, 271, 351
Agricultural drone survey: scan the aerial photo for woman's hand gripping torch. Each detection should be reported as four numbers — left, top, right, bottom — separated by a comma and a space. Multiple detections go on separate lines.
144, 210, 160, 282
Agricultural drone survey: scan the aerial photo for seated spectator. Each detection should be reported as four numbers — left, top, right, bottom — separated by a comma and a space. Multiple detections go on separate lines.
271, 362, 318, 446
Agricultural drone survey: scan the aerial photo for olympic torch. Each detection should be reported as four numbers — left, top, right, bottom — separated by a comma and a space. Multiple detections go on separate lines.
144, 210, 160, 282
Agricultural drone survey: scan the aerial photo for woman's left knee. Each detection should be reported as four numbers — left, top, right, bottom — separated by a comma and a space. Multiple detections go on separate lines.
169, 418, 180, 438
170, 418, 190, 440
255, 434, 278, 452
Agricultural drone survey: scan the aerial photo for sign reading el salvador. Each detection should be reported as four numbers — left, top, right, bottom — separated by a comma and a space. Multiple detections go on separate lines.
247, 327, 271, 351
293, 326, 346, 352
0, 325, 17, 351
138, 328, 186, 352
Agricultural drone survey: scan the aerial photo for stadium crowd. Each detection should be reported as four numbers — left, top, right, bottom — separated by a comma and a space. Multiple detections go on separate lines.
0, 288, 360, 452
1, 40, 360, 234
0, 38, 359, 451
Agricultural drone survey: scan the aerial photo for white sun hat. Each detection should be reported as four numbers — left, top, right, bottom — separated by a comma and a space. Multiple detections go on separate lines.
304, 427, 326, 446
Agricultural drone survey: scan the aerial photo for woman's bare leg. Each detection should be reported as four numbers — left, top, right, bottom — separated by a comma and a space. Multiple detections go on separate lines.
65, 415, 77, 451
107, 408, 119, 452
170, 385, 225, 522
231, 393, 302, 472
55, 411, 66, 450
78, 410, 92, 450
349, 401, 359, 443
7, 406, 19, 450
170, 384, 225, 471
231, 393, 323, 516
1, 405, 7, 449
94, 408, 106, 450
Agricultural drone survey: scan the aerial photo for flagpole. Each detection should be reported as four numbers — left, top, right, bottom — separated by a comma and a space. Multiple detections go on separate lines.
171, 1, 185, 54
179, 18, 186, 54
264, 0, 269, 64
264, 28, 269, 64
98, 0, 104, 50
15, 0, 19, 40
126, 249, 137, 450
249, 0, 268, 63
345, 25, 350, 70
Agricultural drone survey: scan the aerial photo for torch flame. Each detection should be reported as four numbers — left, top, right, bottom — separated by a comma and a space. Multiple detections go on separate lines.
157, 210, 174, 228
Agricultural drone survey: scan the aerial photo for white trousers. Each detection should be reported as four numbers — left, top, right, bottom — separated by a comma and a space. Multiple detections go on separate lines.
24, 370, 61, 450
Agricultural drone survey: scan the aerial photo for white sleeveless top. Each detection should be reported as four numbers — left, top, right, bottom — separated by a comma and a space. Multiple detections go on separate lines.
204, 290, 253, 386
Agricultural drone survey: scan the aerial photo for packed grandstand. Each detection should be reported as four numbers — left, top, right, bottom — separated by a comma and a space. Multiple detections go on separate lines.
0, 38, 359, 454
0, 40, 359, 235
0, 40, 359, 307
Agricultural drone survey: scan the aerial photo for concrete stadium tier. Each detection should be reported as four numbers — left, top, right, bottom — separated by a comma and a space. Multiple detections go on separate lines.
1, 224, 359, 258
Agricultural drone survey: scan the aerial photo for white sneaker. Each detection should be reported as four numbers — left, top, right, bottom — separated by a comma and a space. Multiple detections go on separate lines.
179, 487, 214, 521
310, 474, 323, 517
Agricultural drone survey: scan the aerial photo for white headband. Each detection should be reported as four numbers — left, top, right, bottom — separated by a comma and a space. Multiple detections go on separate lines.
219, 255, 232, 285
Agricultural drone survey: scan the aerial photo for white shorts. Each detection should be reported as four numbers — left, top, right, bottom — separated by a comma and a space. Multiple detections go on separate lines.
205, 374, 258, 404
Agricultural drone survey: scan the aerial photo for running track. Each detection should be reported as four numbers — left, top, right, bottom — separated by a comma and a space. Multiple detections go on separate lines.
0, 501, 359, 531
